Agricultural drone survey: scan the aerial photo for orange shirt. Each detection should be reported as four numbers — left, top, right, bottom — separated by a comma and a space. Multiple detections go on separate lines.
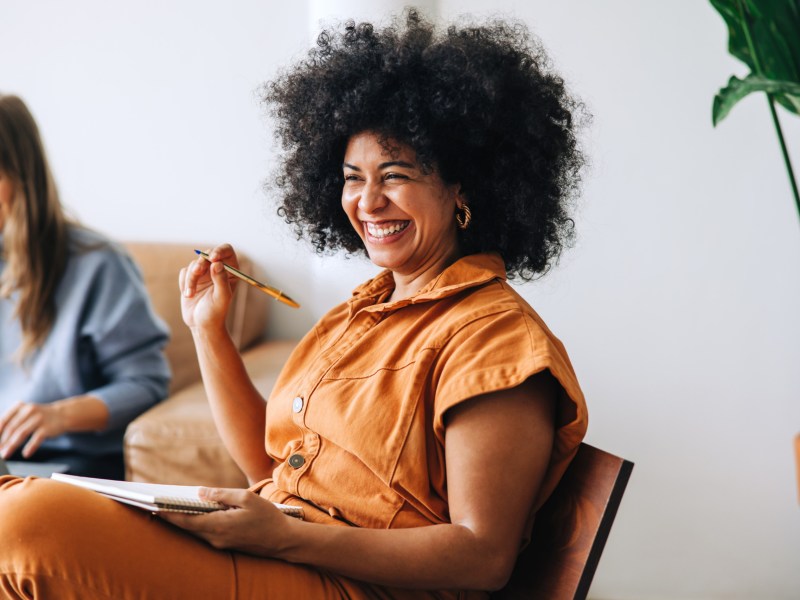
257, 253, 587, 539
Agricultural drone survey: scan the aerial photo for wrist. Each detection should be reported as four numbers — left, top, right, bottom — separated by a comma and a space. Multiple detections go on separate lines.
271, 513, 308, 561
48, 400, 71, 436
190, 322, 231, 345
52, 395, 109, 433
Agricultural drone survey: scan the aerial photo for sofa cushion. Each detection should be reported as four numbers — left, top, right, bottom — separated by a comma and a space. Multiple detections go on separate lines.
124, 340, 297, 486
124, 242, 269, 394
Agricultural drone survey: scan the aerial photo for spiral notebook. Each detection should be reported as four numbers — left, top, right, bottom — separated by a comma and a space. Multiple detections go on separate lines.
51, 473, 304, 518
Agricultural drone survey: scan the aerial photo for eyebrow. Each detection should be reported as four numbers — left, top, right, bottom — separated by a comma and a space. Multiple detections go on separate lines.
342, 160, 417, 171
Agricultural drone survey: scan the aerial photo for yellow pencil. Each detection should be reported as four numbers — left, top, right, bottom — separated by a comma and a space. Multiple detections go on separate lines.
194, 250, 300, 309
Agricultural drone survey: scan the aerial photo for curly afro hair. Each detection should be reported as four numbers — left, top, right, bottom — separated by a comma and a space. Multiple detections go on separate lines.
264, 9, 588, 280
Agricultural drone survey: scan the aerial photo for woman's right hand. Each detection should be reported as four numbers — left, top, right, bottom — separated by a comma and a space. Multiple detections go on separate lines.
179, 243, 240, 332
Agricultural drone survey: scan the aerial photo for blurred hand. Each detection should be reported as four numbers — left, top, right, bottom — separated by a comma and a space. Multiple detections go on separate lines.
0, 401, 65, 459
179, 243, 240, 331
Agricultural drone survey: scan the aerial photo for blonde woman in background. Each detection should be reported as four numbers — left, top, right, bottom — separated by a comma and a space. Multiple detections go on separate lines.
0, 94, 170, 479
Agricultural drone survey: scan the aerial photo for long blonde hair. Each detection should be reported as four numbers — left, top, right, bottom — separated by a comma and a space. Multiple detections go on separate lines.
0, 94, 69, 360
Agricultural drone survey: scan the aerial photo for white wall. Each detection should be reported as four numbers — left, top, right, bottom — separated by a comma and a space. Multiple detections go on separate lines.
3, 1, 799, 597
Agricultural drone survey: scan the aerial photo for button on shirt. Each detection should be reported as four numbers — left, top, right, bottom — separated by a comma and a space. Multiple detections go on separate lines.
258, 253, 588, 536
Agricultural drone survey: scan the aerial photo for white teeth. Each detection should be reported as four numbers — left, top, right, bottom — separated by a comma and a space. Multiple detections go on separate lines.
366, 221, 409, 239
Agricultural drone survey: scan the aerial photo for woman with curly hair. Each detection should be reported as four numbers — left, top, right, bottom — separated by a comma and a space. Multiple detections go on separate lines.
0, 11, 588, 599
0, 94, 170, 480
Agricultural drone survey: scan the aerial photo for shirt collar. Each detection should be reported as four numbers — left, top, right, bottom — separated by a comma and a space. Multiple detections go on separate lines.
347, 253, 507, 315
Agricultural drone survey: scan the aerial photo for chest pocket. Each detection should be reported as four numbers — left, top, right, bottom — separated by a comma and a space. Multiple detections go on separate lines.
305, 349, 436, 484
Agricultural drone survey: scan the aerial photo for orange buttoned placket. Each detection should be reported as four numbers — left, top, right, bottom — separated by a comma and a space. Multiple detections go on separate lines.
283, 312, 386, 498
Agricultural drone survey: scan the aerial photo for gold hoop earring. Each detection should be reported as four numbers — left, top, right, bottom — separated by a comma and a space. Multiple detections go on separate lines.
456, 204, 472, 230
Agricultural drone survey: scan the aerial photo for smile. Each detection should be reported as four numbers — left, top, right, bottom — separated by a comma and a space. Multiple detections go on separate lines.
365, 221, 410, 239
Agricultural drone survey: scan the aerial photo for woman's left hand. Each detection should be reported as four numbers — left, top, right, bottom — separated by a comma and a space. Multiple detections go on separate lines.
159, 488, 294, 557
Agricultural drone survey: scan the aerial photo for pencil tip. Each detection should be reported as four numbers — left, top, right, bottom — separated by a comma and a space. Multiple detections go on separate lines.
194, 249, 201, 254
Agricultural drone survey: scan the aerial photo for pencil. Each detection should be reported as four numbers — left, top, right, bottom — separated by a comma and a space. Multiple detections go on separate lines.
194, 250, 300, 309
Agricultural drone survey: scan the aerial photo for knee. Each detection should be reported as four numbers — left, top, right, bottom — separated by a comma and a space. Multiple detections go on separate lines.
0, 476, 111, 597
0, 476, 79, 557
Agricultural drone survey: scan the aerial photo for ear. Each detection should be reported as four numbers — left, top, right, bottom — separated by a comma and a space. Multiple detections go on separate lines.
452, 185, 466, 209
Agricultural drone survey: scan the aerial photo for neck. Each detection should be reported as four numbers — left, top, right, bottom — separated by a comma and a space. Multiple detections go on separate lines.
388, 249, 462, 302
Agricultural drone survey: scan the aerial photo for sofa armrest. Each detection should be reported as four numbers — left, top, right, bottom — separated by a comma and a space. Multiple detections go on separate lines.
124, 340, 297, 486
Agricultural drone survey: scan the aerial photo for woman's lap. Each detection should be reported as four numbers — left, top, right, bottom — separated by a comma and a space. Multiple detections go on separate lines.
0, 476, 370, 600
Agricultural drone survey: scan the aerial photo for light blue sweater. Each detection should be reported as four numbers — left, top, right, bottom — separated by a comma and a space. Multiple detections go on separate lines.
0, 225, 170, 456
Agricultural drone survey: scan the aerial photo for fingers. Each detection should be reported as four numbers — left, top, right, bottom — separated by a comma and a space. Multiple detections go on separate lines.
0, 403, 41, 458
156, 498, 233, 542
205, 244, 241, 291
206, 243, 238, 269
178, 265, 187, 295
198, 487, 254, 508
158, 511, 201, 528
0, 401, 22, 438
22, 429, 47, 458
208, 260, 234, 305
182, 244, 238, 299
0, 403, 63, 459
182, 253, 211, 299
0, 401, 28, 446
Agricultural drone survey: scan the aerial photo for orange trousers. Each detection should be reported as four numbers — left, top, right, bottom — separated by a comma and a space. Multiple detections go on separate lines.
0, 476, 440, 600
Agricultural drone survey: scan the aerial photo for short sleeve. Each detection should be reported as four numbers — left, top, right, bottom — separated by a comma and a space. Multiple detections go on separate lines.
431, 306, 587, 455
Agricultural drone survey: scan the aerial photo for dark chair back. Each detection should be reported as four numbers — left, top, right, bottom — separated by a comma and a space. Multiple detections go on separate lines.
493, 443, 633, 600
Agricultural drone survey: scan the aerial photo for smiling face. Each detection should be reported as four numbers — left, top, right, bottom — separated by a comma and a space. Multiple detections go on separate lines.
342, 131, 463, 293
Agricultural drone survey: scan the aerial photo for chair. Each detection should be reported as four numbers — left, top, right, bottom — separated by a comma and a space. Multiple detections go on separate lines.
493, 443, 634, 600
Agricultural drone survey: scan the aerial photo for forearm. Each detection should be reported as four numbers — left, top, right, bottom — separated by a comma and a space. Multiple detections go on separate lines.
277, 519, 509, 591
191, 324, 274, 482
52, 395, 110, 432
87, 375, 168, 430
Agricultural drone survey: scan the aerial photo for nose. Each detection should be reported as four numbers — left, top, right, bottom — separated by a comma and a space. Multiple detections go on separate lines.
358, 180, 388, 214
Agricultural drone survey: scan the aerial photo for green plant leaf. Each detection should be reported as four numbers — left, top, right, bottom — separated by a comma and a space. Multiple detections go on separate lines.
709, 0, 800, 113
713, 74, 800, 125
709, 0, 800, 218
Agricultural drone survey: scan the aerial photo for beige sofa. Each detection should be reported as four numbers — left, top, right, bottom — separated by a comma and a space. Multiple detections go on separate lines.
122, 242, 296, 487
